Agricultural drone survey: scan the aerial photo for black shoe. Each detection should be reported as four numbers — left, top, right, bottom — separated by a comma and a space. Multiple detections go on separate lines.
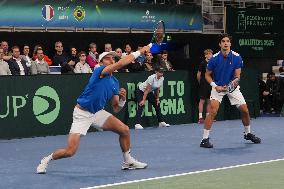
200, 138, 213, 148
244, 133, 261, 144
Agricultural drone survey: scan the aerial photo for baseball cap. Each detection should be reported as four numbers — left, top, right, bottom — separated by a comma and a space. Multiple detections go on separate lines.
99, 51, 117, 62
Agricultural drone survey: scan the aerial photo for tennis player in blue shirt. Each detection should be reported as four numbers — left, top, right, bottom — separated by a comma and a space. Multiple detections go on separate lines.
37, 46, 150, 173
200, 34, 261, 148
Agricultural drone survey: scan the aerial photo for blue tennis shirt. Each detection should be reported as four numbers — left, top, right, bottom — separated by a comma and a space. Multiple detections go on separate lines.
77, 65, 119, 113
207, 50, 243, 86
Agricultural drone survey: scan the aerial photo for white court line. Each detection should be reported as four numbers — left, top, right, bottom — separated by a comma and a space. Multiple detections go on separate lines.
81, 158, 284, 189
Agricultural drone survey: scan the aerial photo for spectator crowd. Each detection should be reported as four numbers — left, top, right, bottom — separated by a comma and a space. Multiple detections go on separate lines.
0, 41, 175, 76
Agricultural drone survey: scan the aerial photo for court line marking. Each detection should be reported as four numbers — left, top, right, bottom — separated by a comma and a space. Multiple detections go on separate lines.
81, 158, 284, 189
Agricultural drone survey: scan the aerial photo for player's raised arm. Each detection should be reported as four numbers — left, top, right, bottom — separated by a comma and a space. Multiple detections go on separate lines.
101, 46, 150, 75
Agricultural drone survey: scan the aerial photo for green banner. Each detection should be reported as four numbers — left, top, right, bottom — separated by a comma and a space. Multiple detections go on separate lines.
0, 71, 191, 139
232, 34, 284, 58
226, 7, 284, 34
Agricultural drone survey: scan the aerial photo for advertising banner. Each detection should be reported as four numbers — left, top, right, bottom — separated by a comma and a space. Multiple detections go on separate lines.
0, 0, 203, 31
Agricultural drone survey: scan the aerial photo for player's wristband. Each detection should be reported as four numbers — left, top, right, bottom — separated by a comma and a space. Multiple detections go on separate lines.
118, 99, 126, 108
131, 51, 141, 59
210, 82, 217, 88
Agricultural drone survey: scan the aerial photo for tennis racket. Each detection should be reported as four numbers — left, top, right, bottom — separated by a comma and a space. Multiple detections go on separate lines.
148, 20, 165, 52
226, 78, 240, 93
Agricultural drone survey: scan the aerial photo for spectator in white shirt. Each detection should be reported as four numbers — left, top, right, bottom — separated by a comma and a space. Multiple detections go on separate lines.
0, 47, 11, 75
74, 51, 92, 74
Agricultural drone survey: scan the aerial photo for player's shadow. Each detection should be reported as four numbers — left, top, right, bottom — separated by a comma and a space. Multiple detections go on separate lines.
211, 144, 254, 155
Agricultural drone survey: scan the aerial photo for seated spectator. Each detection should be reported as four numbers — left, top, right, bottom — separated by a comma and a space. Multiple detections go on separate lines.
115, 47, 128, 72
20, 44, 32, 68
158, 50, 174, 71
61, 47, 79, 74
74, 51, 92, 73
122, 43, 132, 57
86, 43, 99, 69
1, 41, 12, 61
104, 43, 112, 52
53, 41, 68, 66
31, 49, 50, 75
8, 46, 29, 75
33, 45, 53, 65
144, 52, 155, 71
0, 47, 11, 75
128, 45, 145, 72
263, 72, 281, 113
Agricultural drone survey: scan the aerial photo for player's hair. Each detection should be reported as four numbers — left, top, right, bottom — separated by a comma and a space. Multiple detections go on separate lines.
218, 34, 232, 43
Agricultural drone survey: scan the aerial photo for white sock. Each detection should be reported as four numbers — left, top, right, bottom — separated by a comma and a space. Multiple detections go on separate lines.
203, 129, 210, 139
199, 113, 203, 119
123, 150, 132, 162
244, 125, 251, 135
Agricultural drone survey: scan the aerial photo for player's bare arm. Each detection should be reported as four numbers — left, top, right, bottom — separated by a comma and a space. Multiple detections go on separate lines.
111, 88, 127, 113
139, 84, 151, 106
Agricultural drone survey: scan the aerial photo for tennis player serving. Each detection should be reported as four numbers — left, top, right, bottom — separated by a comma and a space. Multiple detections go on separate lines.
200, 34, 261, 148
37, 46, 150, 174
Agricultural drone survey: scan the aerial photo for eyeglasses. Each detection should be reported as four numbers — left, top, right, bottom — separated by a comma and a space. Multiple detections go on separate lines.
80, 54, 86, 57
56, 46, 62, 48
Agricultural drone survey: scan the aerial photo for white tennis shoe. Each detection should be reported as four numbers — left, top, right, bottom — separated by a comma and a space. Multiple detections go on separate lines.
135, 124, 144, 130
122, 157, 147, 170
36, 156, 50, 174
159, 122, 170, 127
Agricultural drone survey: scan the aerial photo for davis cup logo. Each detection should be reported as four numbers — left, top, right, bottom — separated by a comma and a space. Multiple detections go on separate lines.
33, 86, 60, 125
42, 5, 54, 21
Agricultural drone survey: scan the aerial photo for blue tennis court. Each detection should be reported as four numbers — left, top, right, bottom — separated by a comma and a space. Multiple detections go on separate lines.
1, 117, 283, 189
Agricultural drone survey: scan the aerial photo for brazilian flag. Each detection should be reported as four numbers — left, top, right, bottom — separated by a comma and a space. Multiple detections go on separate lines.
73, 6, 85, 21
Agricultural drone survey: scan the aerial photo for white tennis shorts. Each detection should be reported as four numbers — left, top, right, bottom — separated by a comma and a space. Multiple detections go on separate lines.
210, 86, 246, 106
69, 107, 112, 135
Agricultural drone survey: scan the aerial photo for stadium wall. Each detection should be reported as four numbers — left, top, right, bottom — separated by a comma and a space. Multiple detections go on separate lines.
0, 69, 259, 139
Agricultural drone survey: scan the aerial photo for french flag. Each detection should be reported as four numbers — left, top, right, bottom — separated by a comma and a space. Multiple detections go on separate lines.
42, 5, 54, 21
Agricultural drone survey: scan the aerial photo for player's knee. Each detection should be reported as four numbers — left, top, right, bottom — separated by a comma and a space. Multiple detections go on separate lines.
65, 148, 77, 157
121, 125, 130, 136
240, 105, 249, 115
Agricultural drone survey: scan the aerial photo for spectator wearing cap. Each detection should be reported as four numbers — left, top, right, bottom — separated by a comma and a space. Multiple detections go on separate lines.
31, 48, 50, 75
74, 51, 92, 74
86, 43, 99, 69
134, 66, 170, 130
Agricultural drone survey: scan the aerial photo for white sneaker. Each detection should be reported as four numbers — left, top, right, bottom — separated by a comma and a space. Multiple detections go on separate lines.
159, 122, 170, 127
122, 157, 147, 170
135, 124, 144, 130
36, 156, 50, 174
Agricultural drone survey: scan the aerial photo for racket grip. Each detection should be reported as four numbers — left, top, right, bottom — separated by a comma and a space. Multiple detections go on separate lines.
148, 43, 153, 48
